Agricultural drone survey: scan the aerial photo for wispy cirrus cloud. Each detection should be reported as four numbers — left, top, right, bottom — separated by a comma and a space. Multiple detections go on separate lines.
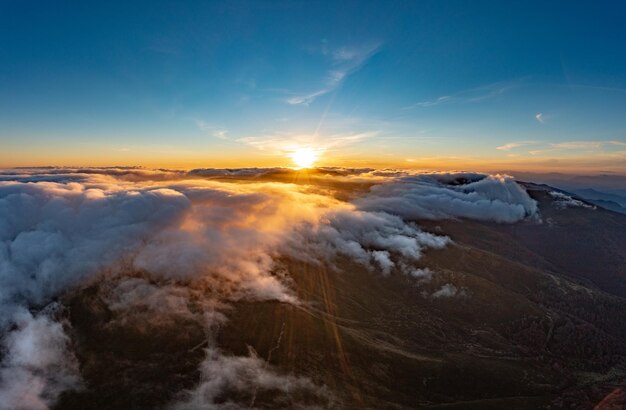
535, 113, 545, 123
528, 140, 626, 155
286, 90, 329, 106
551, 140, 626, 150
496, 141, 538, 151
286, 42, 382, 106
405, 81, 519, 109
194, 119, 229, 140
409, 96, 453, 108
211, 129, 228, 139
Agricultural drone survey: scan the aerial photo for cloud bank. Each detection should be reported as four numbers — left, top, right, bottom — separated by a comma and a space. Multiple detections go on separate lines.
355, 173, 538, 223
0, 167, 537, 408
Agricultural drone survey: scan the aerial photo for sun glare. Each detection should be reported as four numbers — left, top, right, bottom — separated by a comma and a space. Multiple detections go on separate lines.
290, 148, 318, 168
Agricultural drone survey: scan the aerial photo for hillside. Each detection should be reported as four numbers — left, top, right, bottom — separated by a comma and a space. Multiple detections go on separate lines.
54, 180, 626, 409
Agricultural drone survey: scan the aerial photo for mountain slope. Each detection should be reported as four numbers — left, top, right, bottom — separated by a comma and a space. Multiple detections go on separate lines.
55, 181, 626, 409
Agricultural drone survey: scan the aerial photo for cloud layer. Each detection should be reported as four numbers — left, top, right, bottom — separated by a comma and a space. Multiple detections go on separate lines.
0, 167, 538, 408
355, 173, 538, 223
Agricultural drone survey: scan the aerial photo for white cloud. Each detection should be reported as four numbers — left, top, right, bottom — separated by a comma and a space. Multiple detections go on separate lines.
430, 284, 464, 298
408, 267, 434, 281
0, 167, 540, 407
0, 307, 81, 410
355, 172, 538, 223
171, 348, 335, 409
496, 141, 537, 151
548, 191, 595, 209
535, 113, 545, 123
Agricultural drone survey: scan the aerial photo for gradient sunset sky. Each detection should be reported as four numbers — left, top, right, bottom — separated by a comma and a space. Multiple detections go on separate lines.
1, 1, 625, 172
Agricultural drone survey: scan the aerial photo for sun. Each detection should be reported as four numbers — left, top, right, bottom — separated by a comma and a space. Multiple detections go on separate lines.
290, 147, 318, 168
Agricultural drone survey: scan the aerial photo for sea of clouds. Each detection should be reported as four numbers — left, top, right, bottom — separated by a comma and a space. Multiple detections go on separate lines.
0, 167, 539, 409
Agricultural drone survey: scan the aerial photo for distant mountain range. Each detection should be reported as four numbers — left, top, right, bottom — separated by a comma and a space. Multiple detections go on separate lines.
506, 171, 626, 215
505, 172, 626, 194
566, 188, 626, 215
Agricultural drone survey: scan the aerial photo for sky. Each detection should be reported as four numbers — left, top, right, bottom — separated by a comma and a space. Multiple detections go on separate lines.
1, 1, 625, 173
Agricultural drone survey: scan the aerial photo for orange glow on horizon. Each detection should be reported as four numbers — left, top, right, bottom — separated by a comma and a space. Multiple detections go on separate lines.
0, 146, 624, 175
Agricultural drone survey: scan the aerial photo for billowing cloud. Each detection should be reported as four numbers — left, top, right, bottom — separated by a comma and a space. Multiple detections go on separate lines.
172, 348, 335, 409
0, 307, 81, 410
0, 167, 538, 408
355, 173, 538, 223
285, 207, 450, 276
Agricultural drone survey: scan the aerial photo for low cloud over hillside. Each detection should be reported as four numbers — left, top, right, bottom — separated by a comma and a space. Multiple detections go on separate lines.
0, 167, 563, 409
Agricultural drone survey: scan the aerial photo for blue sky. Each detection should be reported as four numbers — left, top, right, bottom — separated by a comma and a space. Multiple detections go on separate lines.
1, 1, 625, 171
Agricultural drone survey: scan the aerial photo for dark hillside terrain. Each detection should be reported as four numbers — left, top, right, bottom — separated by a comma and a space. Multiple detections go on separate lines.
56, 183, 626, 409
